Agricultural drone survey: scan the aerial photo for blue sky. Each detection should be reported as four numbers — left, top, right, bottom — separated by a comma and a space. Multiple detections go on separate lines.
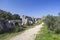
0, 0, 60, 18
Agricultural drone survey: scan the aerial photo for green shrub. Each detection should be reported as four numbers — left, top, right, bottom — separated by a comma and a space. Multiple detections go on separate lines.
44, 15, 60, 34
12, 25, 25, 32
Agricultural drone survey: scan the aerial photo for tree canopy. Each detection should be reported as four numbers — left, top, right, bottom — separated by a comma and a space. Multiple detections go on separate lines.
0, 9, 20, 20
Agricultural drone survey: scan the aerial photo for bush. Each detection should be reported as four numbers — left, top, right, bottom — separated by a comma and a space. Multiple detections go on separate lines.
44, 15, 60, 34
12, 25, 25, 32
53, 21, 60, 34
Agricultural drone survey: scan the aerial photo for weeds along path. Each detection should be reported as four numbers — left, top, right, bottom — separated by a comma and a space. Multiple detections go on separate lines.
10, 23, 43, 40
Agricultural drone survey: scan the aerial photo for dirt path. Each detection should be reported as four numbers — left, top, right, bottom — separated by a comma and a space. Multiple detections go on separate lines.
10, 23, 43, 40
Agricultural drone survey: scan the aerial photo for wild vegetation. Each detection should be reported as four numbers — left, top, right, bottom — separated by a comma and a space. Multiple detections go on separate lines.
0, 10, 20, 20
35, 13, 60, 40
44, 14, 60, 34
35, 24, 60, 40
0, 9, 23, 34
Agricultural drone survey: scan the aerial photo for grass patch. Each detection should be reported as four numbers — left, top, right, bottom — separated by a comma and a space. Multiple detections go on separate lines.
0, 23, 40, 40
35, 24, 60, 40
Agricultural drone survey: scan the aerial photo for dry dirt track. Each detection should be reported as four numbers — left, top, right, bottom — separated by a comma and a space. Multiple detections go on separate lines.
10, 23, 43, 40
